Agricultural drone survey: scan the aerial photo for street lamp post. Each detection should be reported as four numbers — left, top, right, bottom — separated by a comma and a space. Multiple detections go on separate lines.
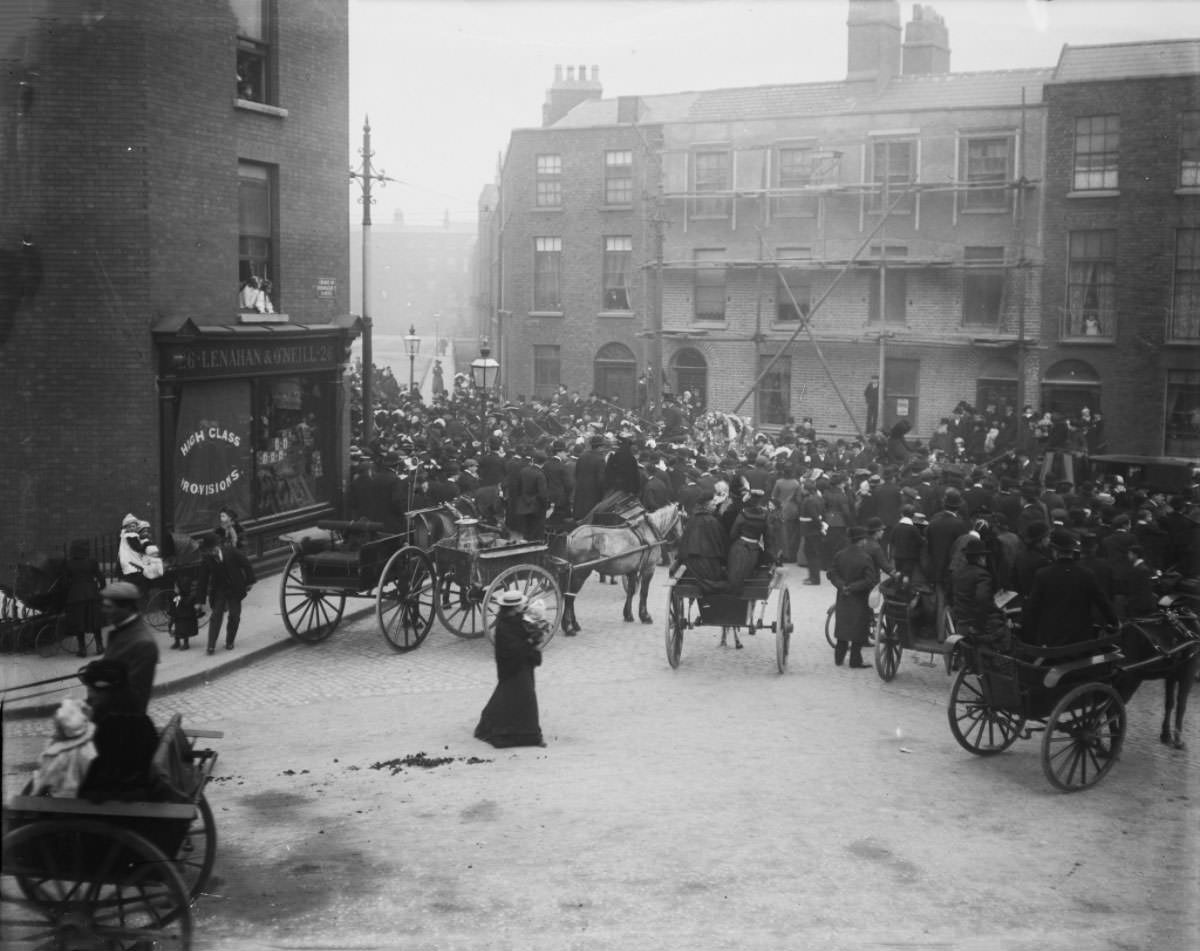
470, 338, 500, 442
404, 324, 421, 396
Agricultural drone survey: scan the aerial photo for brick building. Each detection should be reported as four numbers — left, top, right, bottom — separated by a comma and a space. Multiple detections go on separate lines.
1040, 40, 1200, 457
0, 0, 355, 566
484, 1, 1048, 438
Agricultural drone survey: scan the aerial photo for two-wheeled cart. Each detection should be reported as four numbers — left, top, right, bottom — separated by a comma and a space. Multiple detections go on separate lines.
1, 713, 221, 949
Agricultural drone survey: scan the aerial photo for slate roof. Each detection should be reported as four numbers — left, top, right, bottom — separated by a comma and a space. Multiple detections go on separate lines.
1052, 39, 1200, 83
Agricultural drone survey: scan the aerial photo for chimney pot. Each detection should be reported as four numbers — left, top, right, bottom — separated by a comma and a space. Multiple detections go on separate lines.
578, 63, 586, 82
566, 65, 575, 82
554, 64, 562, 82
591, 65, 599, 82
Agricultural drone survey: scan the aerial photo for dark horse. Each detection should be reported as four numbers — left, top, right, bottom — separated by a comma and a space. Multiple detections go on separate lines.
1115, 590, 1200, 750
559, 503, 683, 635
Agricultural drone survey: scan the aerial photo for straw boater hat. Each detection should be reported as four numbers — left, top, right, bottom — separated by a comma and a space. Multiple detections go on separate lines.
494, 590, 527, 608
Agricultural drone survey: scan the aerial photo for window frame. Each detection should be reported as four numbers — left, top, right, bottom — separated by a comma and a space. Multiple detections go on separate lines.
233, 0, 271, 104
1170, 228, 1200, 341
867, 246, 907, 325
1180, 112, 1200, 188
691, 149, 731, 218
869, 137, 916, 213
533, 345, 561, 398
693, 249, 727, 321
775, 247, 812, 322
962, 247, 1007, 327
238, 161, 277, 308
602, 236, 633, 312
1065, 229, 1117, 340
756, 354, 792, 426
535, 154, 563, 209
1072, 115, 1120, 192
961, 135, 1012, 211
532, 236, 563, 313
604, 150, 634, 206
1165, 369, 1200, 455
774, 146, 820, 218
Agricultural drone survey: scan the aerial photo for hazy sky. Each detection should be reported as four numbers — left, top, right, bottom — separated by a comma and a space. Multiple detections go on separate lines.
349, 0, 1200, 226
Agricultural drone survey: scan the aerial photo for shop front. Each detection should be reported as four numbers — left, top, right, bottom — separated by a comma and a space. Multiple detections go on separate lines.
154, 317, 360, 557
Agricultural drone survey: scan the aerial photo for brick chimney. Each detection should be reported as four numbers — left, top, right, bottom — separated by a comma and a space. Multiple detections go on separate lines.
846, 0, 902, 86
902, 4, 950, 75
542, 63, 603, 127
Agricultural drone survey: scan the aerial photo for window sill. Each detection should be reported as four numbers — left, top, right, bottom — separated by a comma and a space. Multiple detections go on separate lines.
1164, 337, 1200, 346
531, 206, 563, 213
239, 312, 290, 324
1173, 187, 1200, 197
602, 204, 635, 212
598, 310, 635, 318
528, 310, 564, 318
689, 214, 732, 221
958, 206, 1010, 215
235, 99, 289, 118
1066, 189, 1118, 199
1059, 335, 1115, 344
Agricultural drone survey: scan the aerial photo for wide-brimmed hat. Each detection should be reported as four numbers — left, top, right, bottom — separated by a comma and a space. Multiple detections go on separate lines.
493, 590, 527, 608
1048, 527, 1080, 552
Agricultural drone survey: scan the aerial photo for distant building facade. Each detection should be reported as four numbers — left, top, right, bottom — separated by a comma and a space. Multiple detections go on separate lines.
0, 0, 355, 566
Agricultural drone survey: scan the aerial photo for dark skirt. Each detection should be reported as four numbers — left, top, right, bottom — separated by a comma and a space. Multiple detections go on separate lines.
63, 598, 100, 635
727, 540, 760, 595
475, 669, 543, 748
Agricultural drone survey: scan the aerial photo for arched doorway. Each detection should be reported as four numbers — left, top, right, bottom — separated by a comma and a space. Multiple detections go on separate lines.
670, 348, 708, 412
593, 342, 637, 413
976, 354, 1018, 414
1041, 359, 1101, 418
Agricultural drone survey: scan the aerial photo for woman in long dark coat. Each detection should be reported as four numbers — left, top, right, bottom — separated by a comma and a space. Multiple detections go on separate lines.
827, 526, 879, 668
61, 538, 105, 657
475, 592, 545, 748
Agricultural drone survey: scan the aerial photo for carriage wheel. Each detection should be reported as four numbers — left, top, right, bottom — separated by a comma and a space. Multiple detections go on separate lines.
144, 587, 174, 632
376, 546, 436, 653
483, 565, 562, 648
279, 552, 345, 643
947, 667, 1025, 756
775, 587, 792, 673
435, 570, 488, 639
665, 592, 685, 669
824, 603, 837, 649
174, 793, 217, 905
33, 620, 61, 658
1042, 683, 1126, 793
874, 616, 904, 682
3, 818, 192, 949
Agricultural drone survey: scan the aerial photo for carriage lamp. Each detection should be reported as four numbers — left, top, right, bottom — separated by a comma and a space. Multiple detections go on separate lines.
404, 324, 421, 395
470, 339, 500, 438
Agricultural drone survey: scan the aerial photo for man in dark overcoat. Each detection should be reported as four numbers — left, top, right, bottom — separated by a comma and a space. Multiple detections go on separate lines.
1024, 528, 1118, 648
672, 491, 727, 590
347, 454, 407, 534
573, 435, 608, 520
542, 440, 574, 531
98, 581, 159, 715
604, 431, 641, 498
197, 532, 257, 654
827, 526, 878, 667
514, 450, 552, 541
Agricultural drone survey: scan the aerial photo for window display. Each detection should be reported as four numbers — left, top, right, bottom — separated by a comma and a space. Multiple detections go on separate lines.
253, 377, 331, 517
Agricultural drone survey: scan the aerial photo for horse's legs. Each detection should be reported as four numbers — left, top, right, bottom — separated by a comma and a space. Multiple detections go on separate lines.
1172, 660, 1196, 749
1162, 678, 1176, 744
638, 569, 653, 624
562, 570, 590, 635
622, 573, 635, 622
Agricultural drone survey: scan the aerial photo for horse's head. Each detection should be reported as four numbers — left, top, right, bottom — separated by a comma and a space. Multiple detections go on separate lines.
658, 502, 684, 543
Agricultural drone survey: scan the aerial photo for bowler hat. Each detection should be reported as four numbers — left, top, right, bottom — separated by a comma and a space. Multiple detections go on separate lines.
848, 525, 868, 542
1048, 527, 1080, 552
865, 517, 885, 532
963, 537, 988, 557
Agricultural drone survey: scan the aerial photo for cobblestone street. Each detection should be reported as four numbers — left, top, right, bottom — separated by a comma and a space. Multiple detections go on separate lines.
5, 567, 1196, 950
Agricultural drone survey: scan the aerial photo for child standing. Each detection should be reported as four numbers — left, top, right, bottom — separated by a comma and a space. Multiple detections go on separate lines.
169, 577, 204, 650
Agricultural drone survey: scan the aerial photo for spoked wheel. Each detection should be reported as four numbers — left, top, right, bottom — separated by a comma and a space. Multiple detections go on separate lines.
435, 569, 488, 639
279, 552, 346, 643
824, 603, 836, 648
665, 592, 685, 669
484, 565, 563, 647
144, 587, 174, 632
874, 616, 904, 682
775, 587, 792, 673
3, 818, 193, 948
33, 620, 60, 658
1042, 683, 1126, 793
175, 793, 217, 904
376, 546, 436, 652
947, 667, 1025, 755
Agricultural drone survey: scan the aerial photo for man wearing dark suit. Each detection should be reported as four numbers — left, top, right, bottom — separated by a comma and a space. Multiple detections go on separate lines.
98, 581, 159, 715
542, 440, 574, 532
604, 432, 641, 498
924, 489, 969, 637
347, 455, 408, 534
478, 437, 507, 488
864, 375, 879, 436
573, 435, 608, 521
514, 450, 552, 540
828, 526, 878, 667
198, 532, 257, 654
1024, 528, 1118, 648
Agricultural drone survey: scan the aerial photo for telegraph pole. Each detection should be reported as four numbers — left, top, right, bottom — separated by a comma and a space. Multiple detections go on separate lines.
349, 116, 395, 447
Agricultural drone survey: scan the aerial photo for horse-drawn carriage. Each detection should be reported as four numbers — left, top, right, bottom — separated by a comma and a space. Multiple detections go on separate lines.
664, 565, 793, 673
1, 713, 221, 949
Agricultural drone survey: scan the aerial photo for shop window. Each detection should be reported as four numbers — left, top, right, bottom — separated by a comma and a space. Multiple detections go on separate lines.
776, 248, 811, 322
603, 236, 632, 310
671, 347, 708, 411
605, 150, 633, 205
1073, 115, 1119, 191
757, 355, 791, 425
694, 249, 726, 320
533, 236, 562, 312
533, 345, 560, 399
1065, 230, 1116, 339
1165, 369, 1200, 455
252, 377, 331, 518
1180, 112, 1200, 187
962, 247, 1006, 326
1170, 228, 1200, 340
535, 154, 562, 208
1042, 359, 1101, 420
239, 162, 276, 312
232, 0, 270, 103
961, 136, 1011, 210
692, 150, 731, 218
869, 138, 915, 212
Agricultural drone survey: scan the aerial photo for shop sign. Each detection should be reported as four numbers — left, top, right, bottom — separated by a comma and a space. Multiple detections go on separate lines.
895, 398, 910, 417
166, 341, 337, 378
315, 278, 338, 299
173, 382, 253, 531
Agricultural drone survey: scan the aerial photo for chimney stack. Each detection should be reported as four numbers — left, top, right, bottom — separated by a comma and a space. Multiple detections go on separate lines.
542, 61, 604, 127
902, 4, 950, 75
846, 0, 902, 87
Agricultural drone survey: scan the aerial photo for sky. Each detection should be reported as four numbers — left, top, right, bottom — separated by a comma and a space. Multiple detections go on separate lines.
349, 0, 1200, 227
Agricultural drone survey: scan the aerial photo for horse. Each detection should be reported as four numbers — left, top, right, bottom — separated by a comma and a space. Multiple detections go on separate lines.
1115, 591, 1200, 750
559, 503, 683, 635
